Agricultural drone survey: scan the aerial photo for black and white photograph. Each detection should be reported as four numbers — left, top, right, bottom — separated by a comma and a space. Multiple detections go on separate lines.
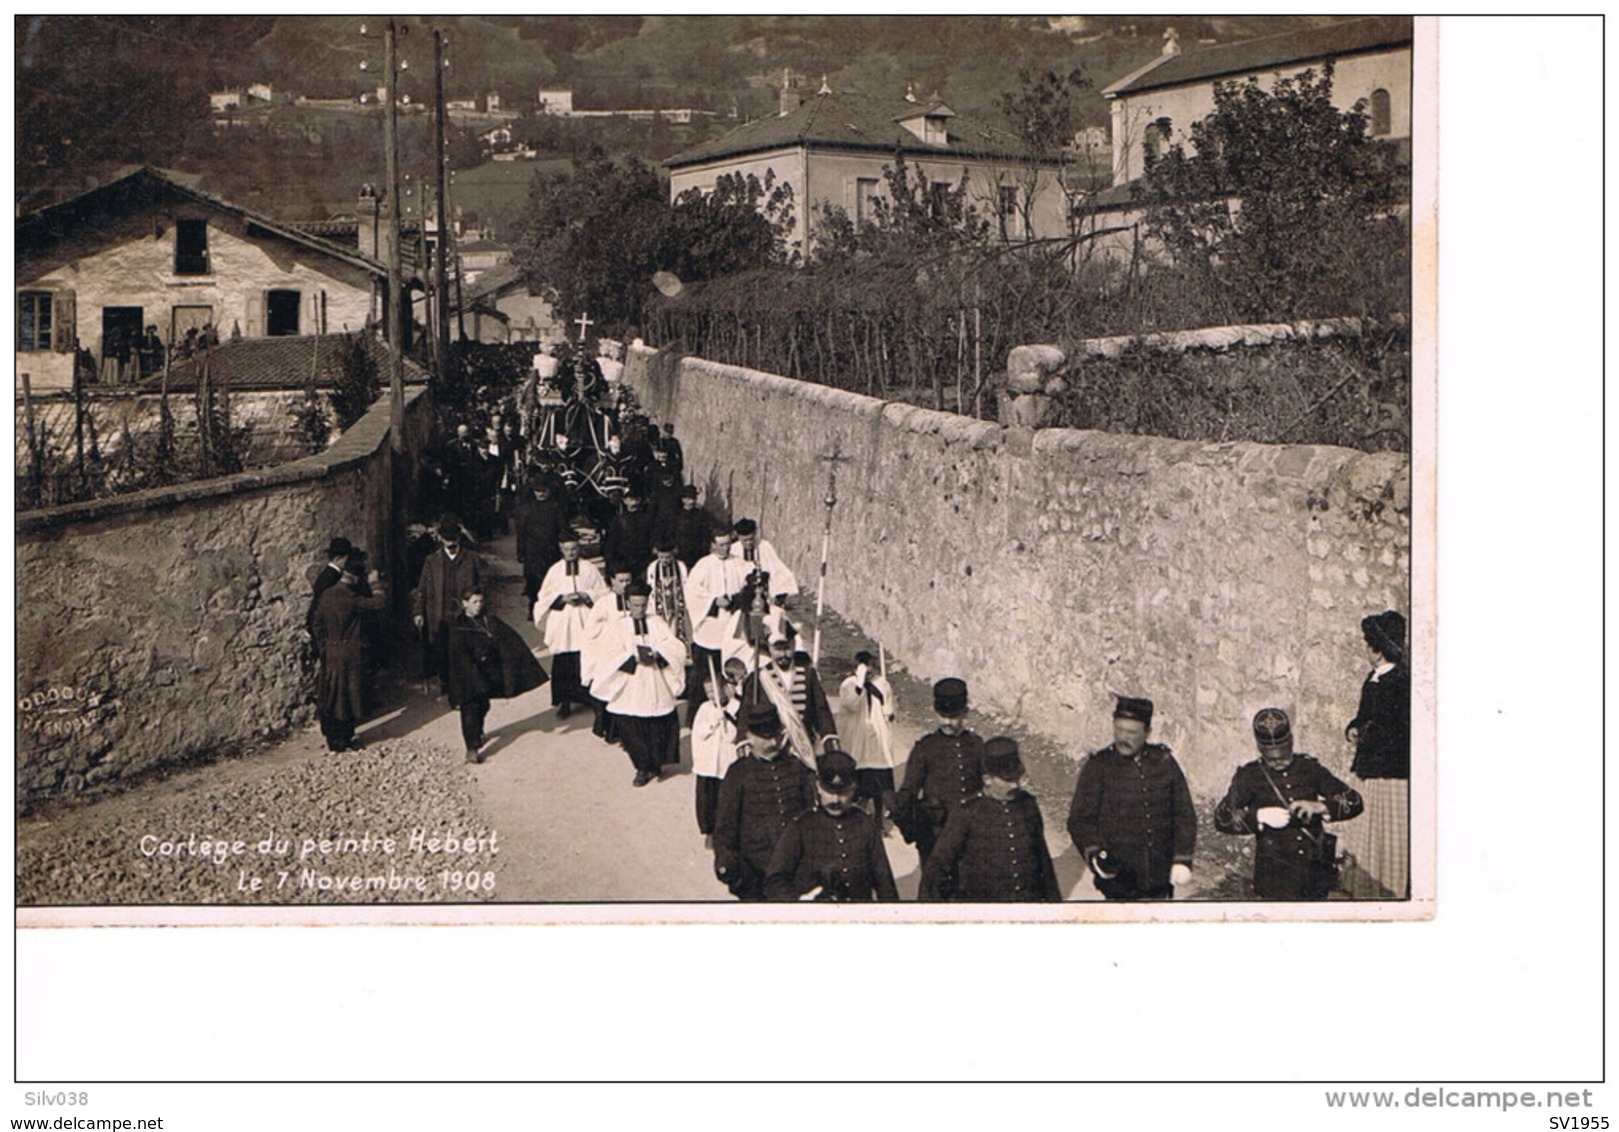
9, 11, 1604, 1117
15, 12, 1422, 919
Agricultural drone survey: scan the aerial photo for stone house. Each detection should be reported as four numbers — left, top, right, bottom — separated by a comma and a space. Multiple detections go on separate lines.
16, 167, 390, 391
664, 78, 1068, 255
456, 263, 559, 345
1081, 16, 1414, 265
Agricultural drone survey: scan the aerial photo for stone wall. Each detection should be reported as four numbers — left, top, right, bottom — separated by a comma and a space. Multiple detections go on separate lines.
630, 347, 1410, 796
15, 389, 434, 806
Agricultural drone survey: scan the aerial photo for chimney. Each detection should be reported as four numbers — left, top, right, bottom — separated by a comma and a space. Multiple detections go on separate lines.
779, 69, 801, 117
356, 184, 379, 259
905, 81, 917, 103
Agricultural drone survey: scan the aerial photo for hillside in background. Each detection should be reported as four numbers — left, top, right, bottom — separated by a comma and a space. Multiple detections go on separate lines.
17, 14, 1338, 219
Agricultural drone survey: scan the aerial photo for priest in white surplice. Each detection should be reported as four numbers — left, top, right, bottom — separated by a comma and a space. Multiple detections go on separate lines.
592, 580, 688, 787
683, 529, 750, 723
534, 533, 608, 719
731, 517, 798, 605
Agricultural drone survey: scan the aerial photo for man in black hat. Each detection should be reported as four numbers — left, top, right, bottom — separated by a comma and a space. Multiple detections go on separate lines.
604, 488, 656, 577
765, 749, 898, 902
306, 536, 353, 640
657, 421, 685, 478
713, 702, 816, 901
1067, 696, 1197, 900
1216, 708, 1363, 899
673, 485, 715, 569
515, 477, 569, 618
314, 553, 388, 752
922, 738, 1061, 902
892, 677, 986, 873
411, 522, 483, 696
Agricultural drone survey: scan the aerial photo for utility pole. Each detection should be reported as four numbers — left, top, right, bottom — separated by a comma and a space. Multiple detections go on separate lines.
433, 28, 451, 385
367, 18, 406, 455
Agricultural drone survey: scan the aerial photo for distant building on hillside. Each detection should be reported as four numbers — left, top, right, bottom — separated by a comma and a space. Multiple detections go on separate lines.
663, 76, 1068, 254
538, 89, 574, 116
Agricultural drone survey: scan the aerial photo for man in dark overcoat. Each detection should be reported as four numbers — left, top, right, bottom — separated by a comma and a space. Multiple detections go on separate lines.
412, 522, 483, 696
1067, 696, 1197, 900
305, 536, 352, 640
514, 477, 568, 618
314, 553, 388, 751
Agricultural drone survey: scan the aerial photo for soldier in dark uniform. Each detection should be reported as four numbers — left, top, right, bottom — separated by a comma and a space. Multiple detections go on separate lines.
765, 750, 898, 902
922, 737, 1061, 902
892, 678, 985, 874
1067, 696, 1197, 900
713, 703, 816, 901
1216, 708, 1364, 900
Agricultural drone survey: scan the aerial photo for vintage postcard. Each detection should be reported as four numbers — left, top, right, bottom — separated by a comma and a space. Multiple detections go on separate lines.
15, 14, 1434, 927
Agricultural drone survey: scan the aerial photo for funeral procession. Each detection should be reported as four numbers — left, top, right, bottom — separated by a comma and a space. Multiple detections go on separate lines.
16, 16, 1414, 914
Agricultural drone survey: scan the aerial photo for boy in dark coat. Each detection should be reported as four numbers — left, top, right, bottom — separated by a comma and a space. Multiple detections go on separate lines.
446, 585, 548, 764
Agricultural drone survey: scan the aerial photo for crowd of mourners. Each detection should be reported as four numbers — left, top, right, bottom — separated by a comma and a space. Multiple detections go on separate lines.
305, 339, 1411, 904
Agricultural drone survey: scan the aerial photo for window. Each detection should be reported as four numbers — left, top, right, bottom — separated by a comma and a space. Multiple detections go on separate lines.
18, 291, 52, 351
175, 218, 209, 275
855, 177, 879, 226
1370, 88, 1392, 136
266, 289, 301, 336
929, 181, 952, 221
1143, 119, 1168, 161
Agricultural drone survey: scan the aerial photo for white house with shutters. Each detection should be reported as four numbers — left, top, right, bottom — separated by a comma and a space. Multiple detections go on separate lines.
15, 167, 388, 391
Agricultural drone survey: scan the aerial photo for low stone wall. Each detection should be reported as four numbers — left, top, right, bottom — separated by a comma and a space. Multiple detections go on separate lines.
630, 347, 1410, 796
15, 388, 434, 806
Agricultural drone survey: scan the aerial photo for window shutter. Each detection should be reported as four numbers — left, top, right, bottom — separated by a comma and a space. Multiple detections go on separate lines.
51, 290, 76, 353
247, 292, 265, 338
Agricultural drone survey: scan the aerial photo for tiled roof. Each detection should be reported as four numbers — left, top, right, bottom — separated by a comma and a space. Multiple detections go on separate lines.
665, 90, 1039, 168
461, 263, 529, 305
139, 332, 428, 392
1104, 16, 1413, 97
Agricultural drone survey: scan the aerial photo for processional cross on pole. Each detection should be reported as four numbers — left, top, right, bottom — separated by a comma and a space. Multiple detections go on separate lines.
574, 312, 594, 342
811, 445, 854, 667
